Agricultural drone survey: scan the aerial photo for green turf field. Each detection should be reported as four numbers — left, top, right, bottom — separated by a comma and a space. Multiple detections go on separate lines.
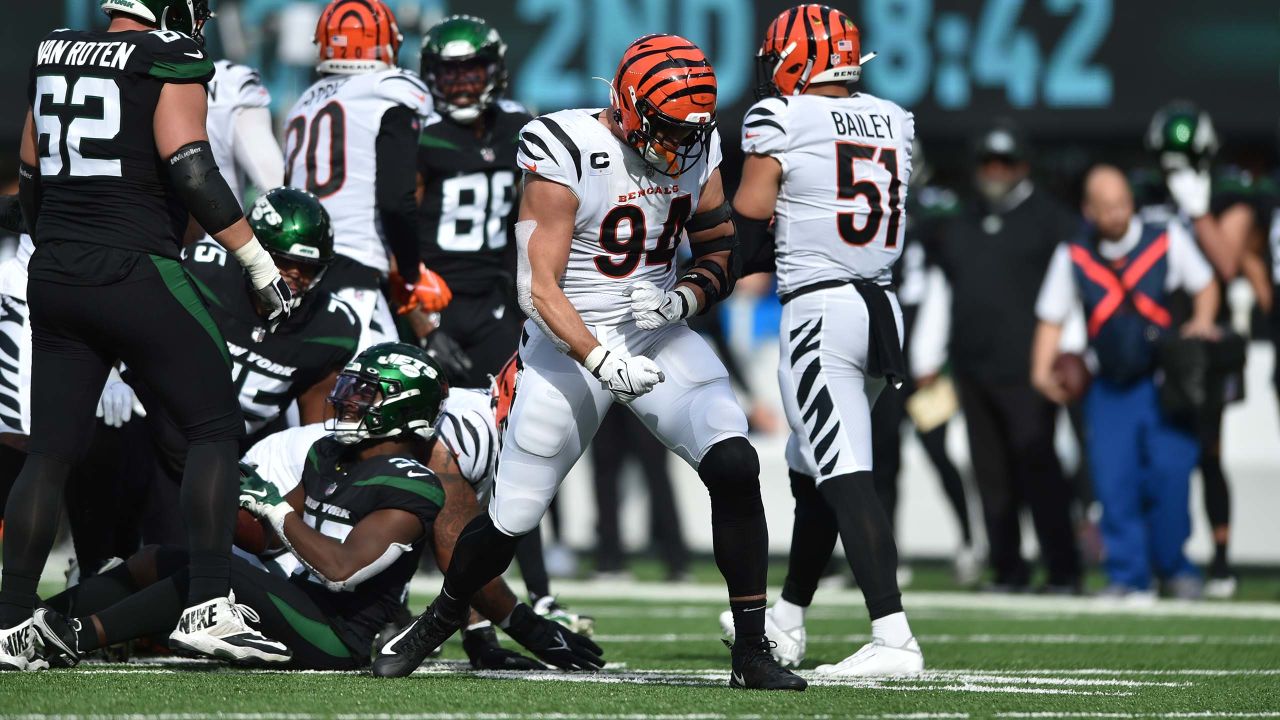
3, 577, 1279, 719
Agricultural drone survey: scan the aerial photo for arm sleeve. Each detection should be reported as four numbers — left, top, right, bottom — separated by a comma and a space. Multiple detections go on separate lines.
376, 105, 423, 284
516, 115, 584, 200
1034, 244, 1078, 324
1166, 220, 1214, 294
232, 107, 284, 192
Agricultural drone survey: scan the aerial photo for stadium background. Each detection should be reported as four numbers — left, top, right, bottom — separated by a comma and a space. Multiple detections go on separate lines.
2, 0, 1278, 564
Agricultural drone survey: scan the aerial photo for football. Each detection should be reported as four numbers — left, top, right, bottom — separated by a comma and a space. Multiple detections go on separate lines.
233, 508, 271, 555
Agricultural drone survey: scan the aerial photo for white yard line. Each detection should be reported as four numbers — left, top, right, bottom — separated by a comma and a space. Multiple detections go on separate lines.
589, 633, 1280, 646
0, 715, 975, 720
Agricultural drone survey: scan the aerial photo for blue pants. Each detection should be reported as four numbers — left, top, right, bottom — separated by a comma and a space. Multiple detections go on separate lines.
1084, 377, 1199, 590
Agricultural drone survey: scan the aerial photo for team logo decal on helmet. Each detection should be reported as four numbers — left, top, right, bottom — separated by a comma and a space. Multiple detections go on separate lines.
99, 0, 212, 45
315, 0, 403, 75
1146, 100, 1219, 173
327, 342, 449, 445
612, 34, 718, 178
247, 187, 336, 304
756, 4, 868, 100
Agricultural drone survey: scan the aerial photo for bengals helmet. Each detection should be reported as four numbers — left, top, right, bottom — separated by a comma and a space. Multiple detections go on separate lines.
756, 5, 862, 99
611, 34, 717, 178
315, 0, 403, 75
490, 352, 520, 435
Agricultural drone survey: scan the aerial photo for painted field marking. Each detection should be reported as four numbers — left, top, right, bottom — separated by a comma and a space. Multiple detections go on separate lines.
590, 633, 1280, 646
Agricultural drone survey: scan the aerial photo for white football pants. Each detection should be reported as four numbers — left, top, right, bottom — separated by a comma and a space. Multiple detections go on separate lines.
488, 319, 748, 536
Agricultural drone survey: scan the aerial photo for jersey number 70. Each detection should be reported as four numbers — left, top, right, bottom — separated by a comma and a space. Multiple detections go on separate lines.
284, 102, 346, 198
836, 142, 903, 249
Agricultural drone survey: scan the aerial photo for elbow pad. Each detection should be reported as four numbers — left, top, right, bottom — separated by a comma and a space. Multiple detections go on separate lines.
17, 163, 40, 237
166, 141, 244, 236
731, 211, 776, 276
515, 220, 571, 353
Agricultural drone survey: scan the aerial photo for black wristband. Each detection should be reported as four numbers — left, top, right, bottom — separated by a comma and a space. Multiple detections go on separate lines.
17, 163, 40, 237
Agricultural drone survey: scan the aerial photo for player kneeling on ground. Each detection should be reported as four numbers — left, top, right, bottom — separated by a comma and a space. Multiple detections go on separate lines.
372, 34, 804, 691
27, 344, 588, 670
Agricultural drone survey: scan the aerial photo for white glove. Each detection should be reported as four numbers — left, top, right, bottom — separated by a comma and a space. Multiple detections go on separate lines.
96, 367, 142, 428
582, 346, 665, 404
630, 281, 697, 330
1166, 166, 1211, 218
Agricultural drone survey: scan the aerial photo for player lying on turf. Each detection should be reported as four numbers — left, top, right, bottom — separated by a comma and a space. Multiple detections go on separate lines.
26, 344, 598, 671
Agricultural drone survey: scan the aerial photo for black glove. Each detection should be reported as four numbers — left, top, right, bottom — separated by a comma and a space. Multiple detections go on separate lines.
253, 275, 294, 330
462, 622, 544, 670
502, 603, 604, 671
421, 329, 473, 383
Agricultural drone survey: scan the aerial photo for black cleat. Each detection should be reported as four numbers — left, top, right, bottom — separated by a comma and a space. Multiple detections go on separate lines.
462, 622, 544, 670
726, 637, 808, 691
33, 609, 81, 668
371, 600, 462, 678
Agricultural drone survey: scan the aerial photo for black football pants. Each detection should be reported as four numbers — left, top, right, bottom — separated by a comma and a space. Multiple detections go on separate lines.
437, 284, 523, 386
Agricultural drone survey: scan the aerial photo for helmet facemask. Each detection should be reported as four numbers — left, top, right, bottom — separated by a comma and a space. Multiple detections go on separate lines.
624, 94, 715, 178
163, 0, 212, 46
327, 374, 387, 445
428, 58, 502, 124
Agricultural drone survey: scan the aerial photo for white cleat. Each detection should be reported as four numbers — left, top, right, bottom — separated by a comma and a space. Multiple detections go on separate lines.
533, 595, 595, 637
718, 607, 806, 668
169, 591, 292, 665
0, 618, 48, 672
1204, 576, 1238, 600
814, 637, 924, 677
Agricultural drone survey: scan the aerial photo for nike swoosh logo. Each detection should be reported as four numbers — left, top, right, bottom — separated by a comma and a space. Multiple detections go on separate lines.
744, 132, 760, 139
522, 163, 537, 173
550, 631, 571, 652
406, 471, 430, 478
184, 51, 204, 59
732, 671, 745, 685
242, 488, 268, 497
492, 305, 505, 320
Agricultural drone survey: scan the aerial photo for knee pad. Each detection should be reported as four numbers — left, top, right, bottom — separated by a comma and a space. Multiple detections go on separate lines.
698, 437, 762, 521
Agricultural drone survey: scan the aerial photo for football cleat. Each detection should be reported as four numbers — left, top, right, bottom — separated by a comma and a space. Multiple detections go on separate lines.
725, 637, 807, 691
462, 622, 543, 670
32, 609, 81, 668
719, 607, 806, 668
0, 618, 48, 672
533, 595, 595, 637
371, 599, 462, 678
814, 637, 924, 677
168, 592, 291, 665
1204, 575, 1238, 600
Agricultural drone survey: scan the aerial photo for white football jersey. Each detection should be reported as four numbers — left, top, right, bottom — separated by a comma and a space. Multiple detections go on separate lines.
207, 60, 271, 202
516, 109, 723, 326
283, 69, 433, 273
436, 388, 499, 501
742, 93, 914, 294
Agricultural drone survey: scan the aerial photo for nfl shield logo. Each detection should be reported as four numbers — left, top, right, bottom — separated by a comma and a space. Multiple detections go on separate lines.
325, 482, 338, 496
480, 147, 496, 162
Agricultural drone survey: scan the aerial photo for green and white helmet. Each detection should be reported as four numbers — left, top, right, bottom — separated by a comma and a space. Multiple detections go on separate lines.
248, 186, 335, 296
100, 0, 212, 45
327, 342, 449, 445
1146, 100, 1218, 173
420, 15, 508, 124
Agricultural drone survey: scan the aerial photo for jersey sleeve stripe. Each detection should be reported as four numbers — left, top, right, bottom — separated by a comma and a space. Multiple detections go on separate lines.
380, 74, 430, 95
520, 132, 553, 161
460, 416, 483, 453
745, 106, 776, 119
744, 118, 786, 133
440, 413, 468, 457
535, 117, 583, 181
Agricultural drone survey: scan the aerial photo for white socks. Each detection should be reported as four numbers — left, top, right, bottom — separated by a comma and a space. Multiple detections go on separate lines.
772, 598, 806, 629
871, 611, 914, 648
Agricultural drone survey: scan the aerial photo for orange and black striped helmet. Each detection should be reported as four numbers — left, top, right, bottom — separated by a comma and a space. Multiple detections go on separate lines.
756, 5, 862, 99
611, 34, 717, 178
315, 0, 403, 75
490, 351, 520, 435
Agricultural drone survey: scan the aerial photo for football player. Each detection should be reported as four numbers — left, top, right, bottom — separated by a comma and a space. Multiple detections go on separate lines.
203, 58, 283, 231
284, 0, 449, 352
1, 0, 293, 669
727, 5, 923, 676
30, 345, 447, 670
372, 34, 806, 691
237, 352, 602, 671
415, 15, 530, 385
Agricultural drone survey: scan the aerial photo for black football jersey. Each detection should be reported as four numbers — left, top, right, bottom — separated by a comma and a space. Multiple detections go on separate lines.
299, 436, 443, 655
417, 100, 531, 295
184, 240, 361, 433
27, 28, 215, 262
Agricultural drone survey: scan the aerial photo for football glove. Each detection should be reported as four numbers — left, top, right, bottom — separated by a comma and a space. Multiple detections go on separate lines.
238, 462, 291, 530
96, 367, 143, 428
393, 264, 453, 315
629, 281, 696, 330
421, 328, 474, 383
502, 603, 604, 671
462, 622, 544, 670
582, 347, 664, 405
234, 237, 294, 329
0, 195, 26, 235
